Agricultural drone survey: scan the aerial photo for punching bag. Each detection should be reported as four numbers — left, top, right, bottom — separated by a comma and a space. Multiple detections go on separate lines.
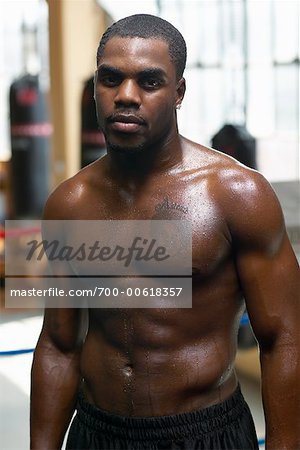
9, 74, 51, 218
211, 124, 257, 169
81, 76, 106, 168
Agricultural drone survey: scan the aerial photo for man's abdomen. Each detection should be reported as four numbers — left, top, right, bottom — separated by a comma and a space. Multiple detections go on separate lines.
80, 306, 242, 417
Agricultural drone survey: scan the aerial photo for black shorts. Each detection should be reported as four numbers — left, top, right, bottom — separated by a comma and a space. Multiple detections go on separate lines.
66, 386, 259, 449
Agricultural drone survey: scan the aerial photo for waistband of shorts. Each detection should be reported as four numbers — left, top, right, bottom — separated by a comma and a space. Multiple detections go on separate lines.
76, 385, 249, 441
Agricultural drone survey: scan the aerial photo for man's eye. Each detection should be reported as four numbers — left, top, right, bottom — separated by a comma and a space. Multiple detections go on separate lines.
141, 78, 162, 89
100, 75, 120, 86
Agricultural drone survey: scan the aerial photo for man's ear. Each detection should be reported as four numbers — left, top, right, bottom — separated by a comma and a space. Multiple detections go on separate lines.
175, 77, 186, 109
93, 70, 97, 100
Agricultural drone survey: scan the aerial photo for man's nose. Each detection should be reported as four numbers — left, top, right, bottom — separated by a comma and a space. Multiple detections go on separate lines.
114, 79, 141, 108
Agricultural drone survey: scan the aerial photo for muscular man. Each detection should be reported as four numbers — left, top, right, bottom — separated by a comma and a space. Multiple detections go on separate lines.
30, 14, 300, 450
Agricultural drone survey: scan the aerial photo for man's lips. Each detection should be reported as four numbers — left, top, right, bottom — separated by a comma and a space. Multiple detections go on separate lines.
108, 114, 146, 133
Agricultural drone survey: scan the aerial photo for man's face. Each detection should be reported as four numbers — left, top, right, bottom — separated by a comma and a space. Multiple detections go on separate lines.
94, 36, 185, 153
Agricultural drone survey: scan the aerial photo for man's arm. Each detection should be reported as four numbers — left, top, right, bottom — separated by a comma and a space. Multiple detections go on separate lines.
30, 183, 88, 449
226, 170, 300, 450
30, 308, 87, 449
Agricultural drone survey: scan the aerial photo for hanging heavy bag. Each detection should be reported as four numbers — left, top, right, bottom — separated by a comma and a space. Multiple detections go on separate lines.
211, 124, 257, 170
9, 74, 51, 218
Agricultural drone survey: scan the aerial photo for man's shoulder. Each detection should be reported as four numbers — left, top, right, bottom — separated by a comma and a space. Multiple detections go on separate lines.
43, 158, 105, 219
183, 137, 248, 172
209, 155, 285, 247
185, 139, 285, 242
183, 138, 260, 187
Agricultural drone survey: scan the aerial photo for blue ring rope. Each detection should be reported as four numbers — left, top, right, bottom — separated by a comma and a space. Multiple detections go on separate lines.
240, 313, 250, 326
0, 316, 250, 356
0, 348, 35, 356
0, 315, 250, 356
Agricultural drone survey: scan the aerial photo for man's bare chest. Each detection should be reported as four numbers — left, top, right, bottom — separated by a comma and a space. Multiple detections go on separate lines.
77, 182, 231, 278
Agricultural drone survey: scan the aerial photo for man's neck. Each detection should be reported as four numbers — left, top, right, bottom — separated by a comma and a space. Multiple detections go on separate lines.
105, 133, 183, 183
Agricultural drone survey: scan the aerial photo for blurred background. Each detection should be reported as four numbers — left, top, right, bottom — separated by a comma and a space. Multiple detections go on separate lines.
0, 0, 299, 448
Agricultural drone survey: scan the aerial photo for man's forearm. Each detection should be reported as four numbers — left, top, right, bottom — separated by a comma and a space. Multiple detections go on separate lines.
30, 341, 82, 449
260, 346, 300, 450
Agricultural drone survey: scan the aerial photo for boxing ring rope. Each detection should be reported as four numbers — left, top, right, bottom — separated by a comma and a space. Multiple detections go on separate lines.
0, 348, 35, 356
0, 313, 251, 357
0, 227, 41, 238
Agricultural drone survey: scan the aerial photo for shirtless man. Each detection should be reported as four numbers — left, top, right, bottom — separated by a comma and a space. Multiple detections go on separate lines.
30, 14, 300, 450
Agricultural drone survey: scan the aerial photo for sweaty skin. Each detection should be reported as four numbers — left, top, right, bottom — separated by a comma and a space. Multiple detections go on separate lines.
30, 37, 300, 450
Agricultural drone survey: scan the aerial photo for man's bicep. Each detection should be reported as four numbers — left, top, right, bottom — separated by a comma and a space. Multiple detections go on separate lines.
41, 308, 88, 353
235, 233, 299, 349
223, 169, 299, 346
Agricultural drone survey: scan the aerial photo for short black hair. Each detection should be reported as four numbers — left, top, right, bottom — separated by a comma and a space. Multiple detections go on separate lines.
97, 14, 187, 80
